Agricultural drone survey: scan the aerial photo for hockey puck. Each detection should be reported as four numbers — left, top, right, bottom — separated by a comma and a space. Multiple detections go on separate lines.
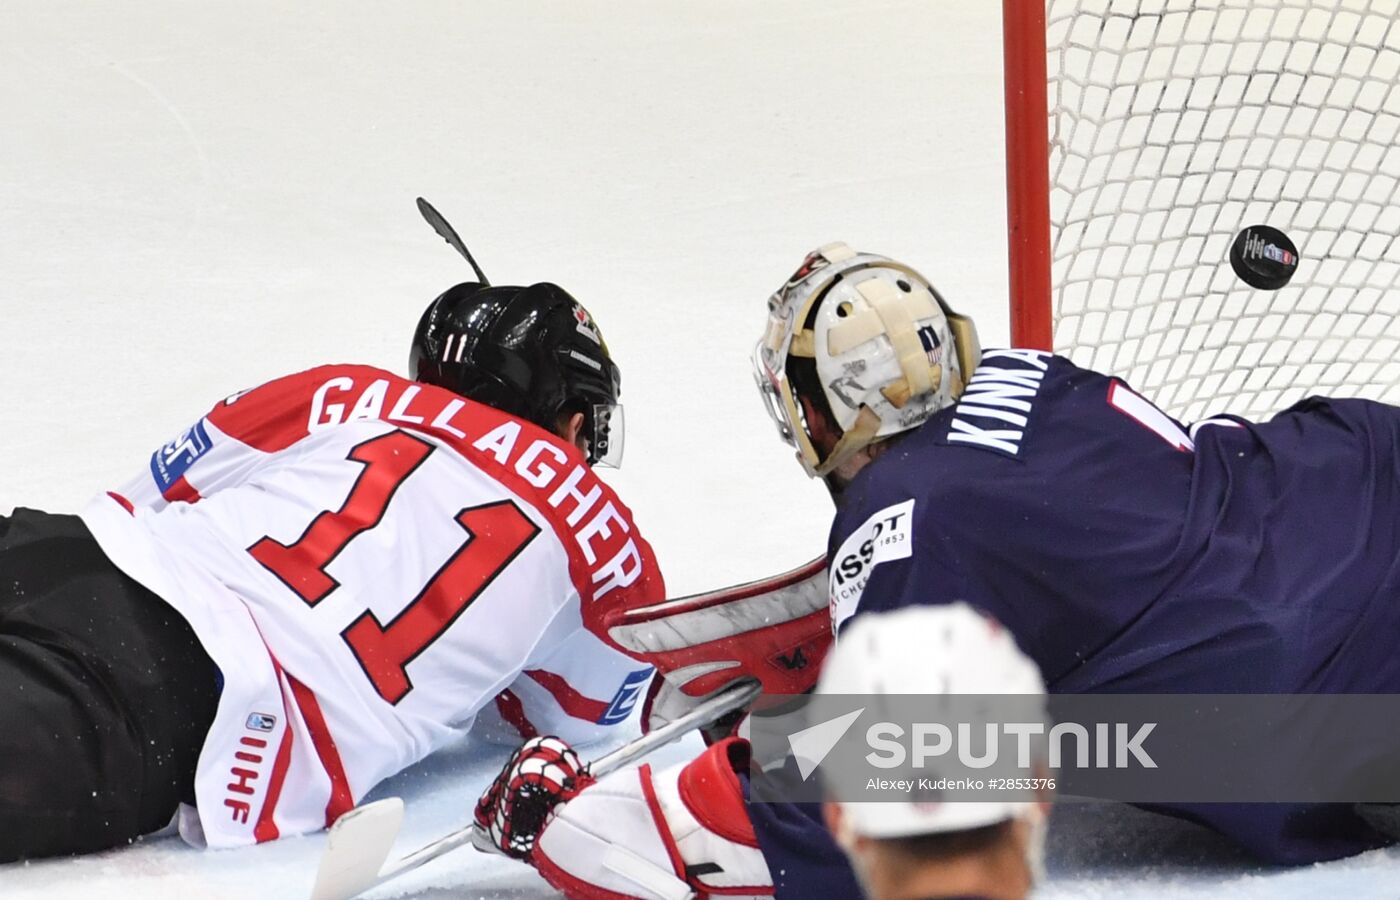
1229, 224, 1299, 290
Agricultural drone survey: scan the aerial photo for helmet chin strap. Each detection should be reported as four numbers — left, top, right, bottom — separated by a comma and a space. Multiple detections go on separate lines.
812, 406, 882, 477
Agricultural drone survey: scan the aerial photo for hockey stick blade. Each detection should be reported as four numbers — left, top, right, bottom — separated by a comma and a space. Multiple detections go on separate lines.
306, 679, 761, 900
308, 797, 404, 900
416, 197, 490, 285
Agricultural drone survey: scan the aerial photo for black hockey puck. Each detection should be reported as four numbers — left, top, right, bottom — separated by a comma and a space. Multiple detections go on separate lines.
1229, 224, 1299, 290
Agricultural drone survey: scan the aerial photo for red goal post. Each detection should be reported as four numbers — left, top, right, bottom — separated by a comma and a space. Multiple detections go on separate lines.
1003, 0, 1400, 421
1005, 0, 1057, 353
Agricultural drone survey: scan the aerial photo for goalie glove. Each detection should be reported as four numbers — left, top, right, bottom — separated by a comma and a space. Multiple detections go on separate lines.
474, 736, 595, 859
604, 556, 830, 734
533, 737, 773, 900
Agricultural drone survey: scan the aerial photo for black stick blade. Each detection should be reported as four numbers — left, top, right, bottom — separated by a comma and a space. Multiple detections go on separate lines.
416, 197, 490, 285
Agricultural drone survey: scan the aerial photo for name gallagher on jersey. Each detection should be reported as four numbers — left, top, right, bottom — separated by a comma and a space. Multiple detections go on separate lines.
305, 374, 643, 603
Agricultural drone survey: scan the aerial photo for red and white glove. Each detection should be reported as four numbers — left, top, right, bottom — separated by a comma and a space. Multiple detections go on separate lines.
604, 556, 830, 735
474, 736, 595, 859
533, 737, 773, 900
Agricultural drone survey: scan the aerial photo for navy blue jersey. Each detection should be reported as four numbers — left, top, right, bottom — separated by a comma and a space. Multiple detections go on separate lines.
742, 772, 864, 899
751, 349, 1400, 893
832, 348, 1400, 697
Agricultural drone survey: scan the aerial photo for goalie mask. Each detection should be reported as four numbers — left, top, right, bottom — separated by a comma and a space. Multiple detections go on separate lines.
753, 242, 981, 477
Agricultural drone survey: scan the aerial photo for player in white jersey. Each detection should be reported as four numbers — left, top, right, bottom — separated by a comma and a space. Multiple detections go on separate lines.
0, 279, 663, 860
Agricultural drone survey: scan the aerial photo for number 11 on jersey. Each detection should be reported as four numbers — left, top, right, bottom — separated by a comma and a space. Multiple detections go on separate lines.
249, 430, 541, 704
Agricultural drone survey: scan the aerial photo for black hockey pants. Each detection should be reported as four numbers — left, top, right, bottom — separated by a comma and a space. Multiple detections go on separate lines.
0, 508, 219, 861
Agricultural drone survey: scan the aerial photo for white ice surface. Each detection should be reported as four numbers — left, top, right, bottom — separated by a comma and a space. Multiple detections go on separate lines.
2, 1, 1399, 897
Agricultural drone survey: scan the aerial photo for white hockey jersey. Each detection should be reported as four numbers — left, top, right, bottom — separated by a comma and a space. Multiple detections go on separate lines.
80, 365, 663, 848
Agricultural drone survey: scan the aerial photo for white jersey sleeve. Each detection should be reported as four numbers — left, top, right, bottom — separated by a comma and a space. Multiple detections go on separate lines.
81, 365, 664, 848
110, 385, 282, 510
476, 620, 657, 748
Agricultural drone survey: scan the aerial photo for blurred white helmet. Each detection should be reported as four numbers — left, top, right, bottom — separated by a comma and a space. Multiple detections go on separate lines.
818, 603, 1047, 842
754, 242, 981, 477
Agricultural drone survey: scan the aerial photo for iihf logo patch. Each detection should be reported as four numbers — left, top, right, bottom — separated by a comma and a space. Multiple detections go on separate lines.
246, 712, 277, 732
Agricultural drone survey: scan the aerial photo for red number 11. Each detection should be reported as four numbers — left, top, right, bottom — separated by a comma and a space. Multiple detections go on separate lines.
249, 430, 540, 704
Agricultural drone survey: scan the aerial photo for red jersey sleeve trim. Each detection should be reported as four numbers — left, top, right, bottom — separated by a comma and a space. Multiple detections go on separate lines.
252, 653, 296, 843
161, 476, 203, 504
107, 492, 135, 515
523, 669, 610, 723
494, 689, 539, 740
287, 674, 355, 826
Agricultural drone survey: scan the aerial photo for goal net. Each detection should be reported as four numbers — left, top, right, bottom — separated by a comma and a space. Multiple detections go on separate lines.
1005, 0, 1400, 421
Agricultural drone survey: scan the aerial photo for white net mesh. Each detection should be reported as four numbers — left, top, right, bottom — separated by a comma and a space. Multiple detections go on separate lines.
1047, 0, 1400, 421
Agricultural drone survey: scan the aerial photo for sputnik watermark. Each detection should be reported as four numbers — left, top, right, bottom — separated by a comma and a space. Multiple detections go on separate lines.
864, 777, 1057, 793
865, 721, 1156, 771
748, 693, 1400, 804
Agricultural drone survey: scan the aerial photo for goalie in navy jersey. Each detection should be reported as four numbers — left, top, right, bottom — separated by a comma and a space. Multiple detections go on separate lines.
482, 242, 1400, 900
0, 278, 663, 862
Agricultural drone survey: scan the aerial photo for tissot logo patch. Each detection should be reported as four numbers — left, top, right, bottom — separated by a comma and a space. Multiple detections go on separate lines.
150, 419, 213, 490
829, 499, 915, 633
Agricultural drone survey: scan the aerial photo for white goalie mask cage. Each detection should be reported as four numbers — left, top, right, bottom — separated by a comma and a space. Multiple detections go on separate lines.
753, 242, 982, 477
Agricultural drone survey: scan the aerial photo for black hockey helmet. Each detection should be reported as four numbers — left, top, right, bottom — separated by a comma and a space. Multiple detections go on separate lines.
410, 281, 624, 466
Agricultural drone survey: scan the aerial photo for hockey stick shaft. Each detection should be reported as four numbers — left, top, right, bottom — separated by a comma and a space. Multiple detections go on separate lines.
311, 678, 761, 899
385, 678, 762, 874
416, 196, 490, 285
589, 678, 762, 777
